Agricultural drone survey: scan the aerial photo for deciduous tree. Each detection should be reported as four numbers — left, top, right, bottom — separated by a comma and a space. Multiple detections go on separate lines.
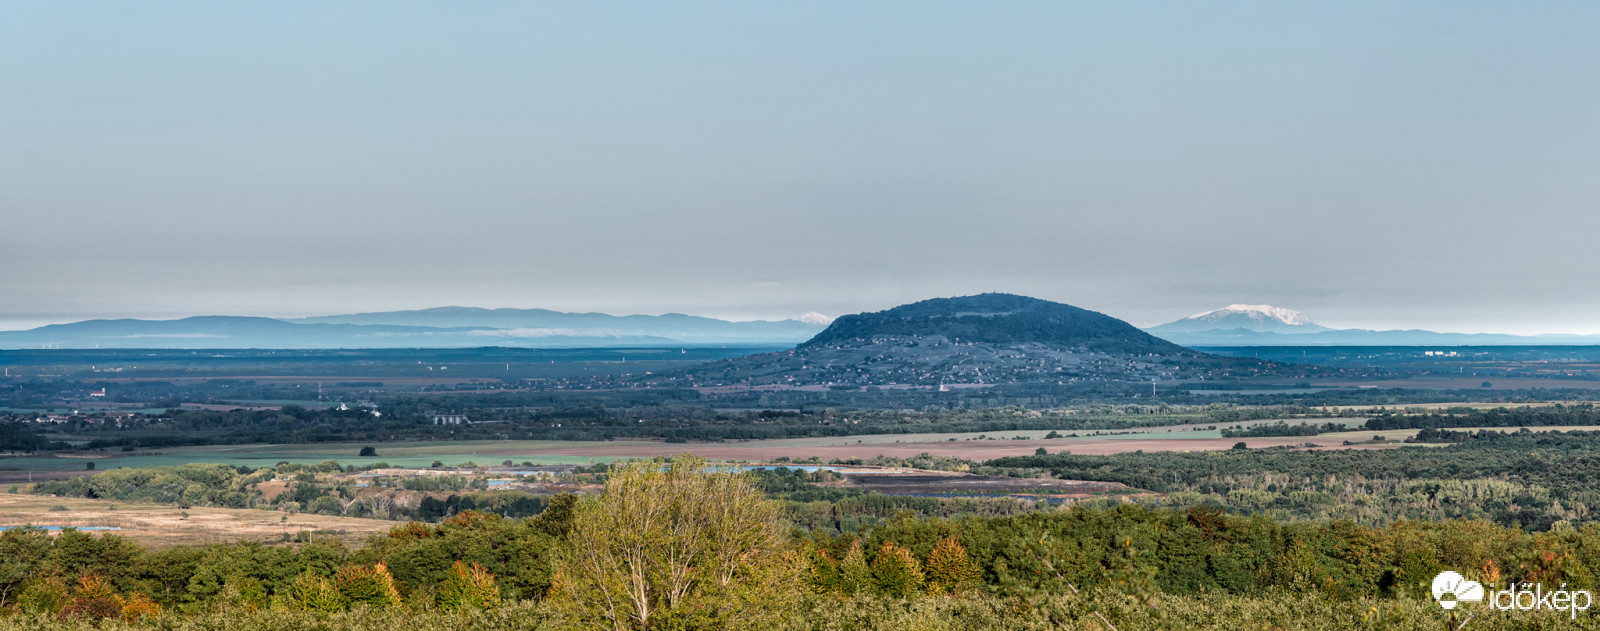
556, 456, 799, 630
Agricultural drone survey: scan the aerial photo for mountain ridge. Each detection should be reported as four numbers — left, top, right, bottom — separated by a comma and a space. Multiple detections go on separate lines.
1150, 304, 1329, 335
1148, 304, 1600, 346
0, 309, 827, 349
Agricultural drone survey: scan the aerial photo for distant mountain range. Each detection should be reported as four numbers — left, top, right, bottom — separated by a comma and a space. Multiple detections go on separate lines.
1147, 304, 1600, 346
5, 301, 1595, 351
649, 293, 1261, 387
0, 308, 830, 350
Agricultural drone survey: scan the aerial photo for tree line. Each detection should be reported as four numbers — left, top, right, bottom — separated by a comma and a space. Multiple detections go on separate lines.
10, 459, 1600, 629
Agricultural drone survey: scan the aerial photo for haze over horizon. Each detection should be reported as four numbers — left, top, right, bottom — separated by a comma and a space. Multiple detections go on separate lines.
1, 299, 1594, 340
5, 2, 1598, 336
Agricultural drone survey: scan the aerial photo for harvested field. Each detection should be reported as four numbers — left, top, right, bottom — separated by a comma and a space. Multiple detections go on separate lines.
13, 421, 1600, 476
0, 494, 395, 547
514, 433, 1403, 461
0, 468, 92, 485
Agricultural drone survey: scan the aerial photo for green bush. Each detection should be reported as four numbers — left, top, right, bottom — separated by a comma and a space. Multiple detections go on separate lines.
437, 561, 500, 612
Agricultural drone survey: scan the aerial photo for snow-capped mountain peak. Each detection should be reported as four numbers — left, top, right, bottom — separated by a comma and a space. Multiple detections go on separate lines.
1189, 304, 1315, 326
1149, 304, 1329, 334
797, 311, 834, 325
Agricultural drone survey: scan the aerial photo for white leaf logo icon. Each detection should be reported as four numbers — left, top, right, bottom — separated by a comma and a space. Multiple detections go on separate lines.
1431, 571, 1485, 610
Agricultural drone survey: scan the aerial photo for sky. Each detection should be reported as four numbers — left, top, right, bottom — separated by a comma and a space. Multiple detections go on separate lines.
3, 2, 1598, 334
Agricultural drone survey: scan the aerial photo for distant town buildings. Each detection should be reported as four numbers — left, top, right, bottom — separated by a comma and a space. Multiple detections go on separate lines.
431, 414, 470, 425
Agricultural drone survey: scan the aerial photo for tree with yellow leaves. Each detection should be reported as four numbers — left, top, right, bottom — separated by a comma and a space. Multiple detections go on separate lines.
923, 537, 982, 595
870, 542, 924, 598
438, 560, 501, 611
334, 562, 403, 609
555, 456, 800, 630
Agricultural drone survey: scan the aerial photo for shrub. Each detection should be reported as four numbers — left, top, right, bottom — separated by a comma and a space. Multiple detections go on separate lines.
290, 571, 345, 612
923, 537, 981, 594
334, 562, 402, 609
438, 561, 501, 611
57, 576, 123, 621
121, 592, 160, 621
17, 577, 70, 615
386, 521, 434, 540
870, 542, 924, 597
58, 596, 121, 621
805, 539, 871, 596
74, 575, 116, 600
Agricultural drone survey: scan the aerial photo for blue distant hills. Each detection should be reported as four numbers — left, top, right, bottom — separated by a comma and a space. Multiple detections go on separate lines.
3, 301, 1595, 350
0, 308, 828, 350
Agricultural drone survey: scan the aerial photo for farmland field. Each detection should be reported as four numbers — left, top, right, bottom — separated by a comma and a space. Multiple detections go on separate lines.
5, 418, 1358, 473
0, 494, 394, 547
16, 416, 1592, 476
0, 440, 629, 476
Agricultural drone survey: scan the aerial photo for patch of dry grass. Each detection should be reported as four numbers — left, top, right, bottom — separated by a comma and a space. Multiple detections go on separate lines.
0, 494, 394, 547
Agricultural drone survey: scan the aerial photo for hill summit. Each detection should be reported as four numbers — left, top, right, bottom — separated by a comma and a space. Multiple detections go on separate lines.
804, 294, 1186, 355
654, 294, 1247, 388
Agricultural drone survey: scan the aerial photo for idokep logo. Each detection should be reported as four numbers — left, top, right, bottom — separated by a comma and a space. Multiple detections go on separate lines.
1431, 571, 1484, 610
1431, 570, 1595, 620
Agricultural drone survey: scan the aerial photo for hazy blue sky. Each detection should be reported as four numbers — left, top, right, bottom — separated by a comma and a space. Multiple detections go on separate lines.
3, 2, 1598, 333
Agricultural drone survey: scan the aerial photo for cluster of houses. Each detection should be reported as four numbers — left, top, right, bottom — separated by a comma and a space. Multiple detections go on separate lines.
25, 410, 139, 428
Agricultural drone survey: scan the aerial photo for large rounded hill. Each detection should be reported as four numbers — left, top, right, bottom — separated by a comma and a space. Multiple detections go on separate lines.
802, 293, 1187, 356
652, 294, 1259, 389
